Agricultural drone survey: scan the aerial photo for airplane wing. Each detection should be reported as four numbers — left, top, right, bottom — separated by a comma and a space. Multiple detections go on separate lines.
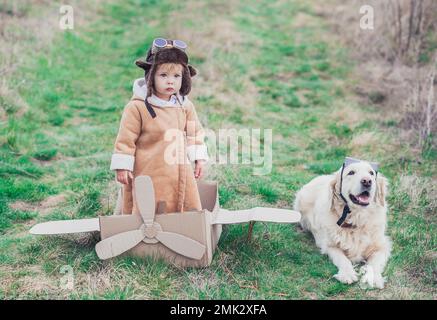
213, 207, 301, 225
29, 218, 100, 235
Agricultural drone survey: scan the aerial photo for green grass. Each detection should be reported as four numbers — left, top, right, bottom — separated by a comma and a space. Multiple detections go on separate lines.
0, 0, 435, 299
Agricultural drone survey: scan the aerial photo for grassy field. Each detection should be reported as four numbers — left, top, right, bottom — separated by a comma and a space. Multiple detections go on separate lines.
0, 0, 435, 299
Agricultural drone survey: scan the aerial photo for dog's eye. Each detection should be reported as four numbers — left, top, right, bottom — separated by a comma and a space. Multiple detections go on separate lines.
348, 170, 355, 176
369, 171, 374, 176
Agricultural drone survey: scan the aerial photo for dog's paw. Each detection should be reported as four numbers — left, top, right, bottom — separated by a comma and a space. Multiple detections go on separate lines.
334, 269, 358, 284
359, 265, 385, 289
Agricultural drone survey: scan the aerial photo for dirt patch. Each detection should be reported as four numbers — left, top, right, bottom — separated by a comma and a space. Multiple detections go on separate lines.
328, 102, 373, 128
9, 194, 67, 216
348, 131, 397, 156
69, 116, 88, 126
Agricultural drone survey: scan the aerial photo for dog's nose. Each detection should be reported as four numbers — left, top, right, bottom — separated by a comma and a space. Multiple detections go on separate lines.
361, 178, 372, 188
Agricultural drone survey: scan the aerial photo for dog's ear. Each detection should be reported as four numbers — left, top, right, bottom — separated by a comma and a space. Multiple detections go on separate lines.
329, 170, 342, 211
375, 175, 389, 207
330, 169, 342, 194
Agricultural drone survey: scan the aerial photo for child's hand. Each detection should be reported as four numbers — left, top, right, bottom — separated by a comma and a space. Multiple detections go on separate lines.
116, 169, 134, 185
194, 160, 206, 179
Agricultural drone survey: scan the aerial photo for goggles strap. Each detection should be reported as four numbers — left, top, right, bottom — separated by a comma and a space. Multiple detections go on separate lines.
337, 163, 351, 227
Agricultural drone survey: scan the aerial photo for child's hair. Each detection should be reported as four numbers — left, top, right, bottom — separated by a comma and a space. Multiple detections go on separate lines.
155, 62, 182, 74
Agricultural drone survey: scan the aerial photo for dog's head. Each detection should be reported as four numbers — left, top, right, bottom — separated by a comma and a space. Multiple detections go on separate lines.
331, 161, 388, 209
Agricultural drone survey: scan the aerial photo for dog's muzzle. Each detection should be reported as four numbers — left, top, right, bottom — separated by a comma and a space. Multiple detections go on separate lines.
349, 190, 370, 206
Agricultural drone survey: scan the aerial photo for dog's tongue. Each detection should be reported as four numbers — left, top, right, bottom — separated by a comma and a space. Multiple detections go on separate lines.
357, 193, 370, 204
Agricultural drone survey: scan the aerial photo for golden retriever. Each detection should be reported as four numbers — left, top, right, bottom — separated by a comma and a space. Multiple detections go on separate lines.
294, 160, 391, 288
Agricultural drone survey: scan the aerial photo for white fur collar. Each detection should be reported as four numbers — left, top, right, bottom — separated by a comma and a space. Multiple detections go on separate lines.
132, 78, 186, 107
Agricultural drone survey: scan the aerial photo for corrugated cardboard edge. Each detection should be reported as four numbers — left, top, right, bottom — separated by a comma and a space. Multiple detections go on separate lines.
198, 179, 222, 263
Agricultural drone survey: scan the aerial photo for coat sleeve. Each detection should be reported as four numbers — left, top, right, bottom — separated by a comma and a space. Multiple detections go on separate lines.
109, 103, 142, 171
185, 101, 209, 163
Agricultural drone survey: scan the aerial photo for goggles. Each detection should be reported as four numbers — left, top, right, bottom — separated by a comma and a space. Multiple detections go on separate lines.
343, 156, 378, 172
151, 38, 188, 54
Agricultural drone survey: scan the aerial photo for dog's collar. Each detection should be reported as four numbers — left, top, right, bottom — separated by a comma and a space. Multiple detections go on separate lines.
337, 196, 355, 229
339, 221, 356, 229
337, 201, 351, 227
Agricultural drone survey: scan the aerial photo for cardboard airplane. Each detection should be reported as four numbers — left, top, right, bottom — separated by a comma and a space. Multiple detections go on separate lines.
30, 176, 301, 267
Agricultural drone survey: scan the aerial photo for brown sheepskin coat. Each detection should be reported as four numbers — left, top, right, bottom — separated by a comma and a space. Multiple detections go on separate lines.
110, 79, 209, 215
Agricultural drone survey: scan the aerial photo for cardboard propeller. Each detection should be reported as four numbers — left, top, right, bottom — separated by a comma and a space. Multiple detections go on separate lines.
30, 176, 301, 267
95, 176, 206, 260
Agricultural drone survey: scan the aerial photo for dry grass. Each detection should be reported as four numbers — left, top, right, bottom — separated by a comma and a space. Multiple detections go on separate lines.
74, 262, 134, 298
365, 270, 435, 299
324, 0, 437, 152
326, 0, 437, 64
401, 55, 437, 149
393, 174, 437, 219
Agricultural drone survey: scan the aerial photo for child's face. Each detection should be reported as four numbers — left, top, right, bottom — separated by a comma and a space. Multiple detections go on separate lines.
153, 63, 183, 100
